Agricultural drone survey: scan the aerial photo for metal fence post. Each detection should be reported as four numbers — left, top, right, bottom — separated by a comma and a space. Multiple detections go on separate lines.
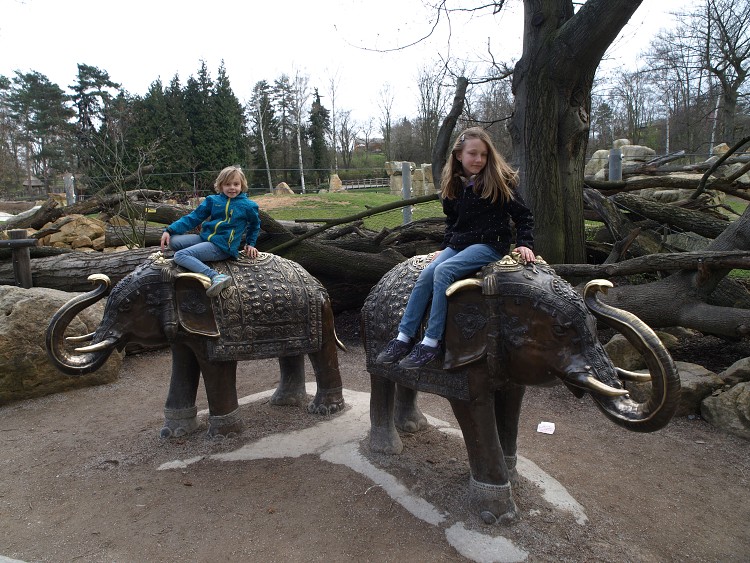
608, 148, 623, 181
402, 162, 412, 225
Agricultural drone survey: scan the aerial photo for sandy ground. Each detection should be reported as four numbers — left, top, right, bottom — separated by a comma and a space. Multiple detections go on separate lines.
1, 312, 749, 563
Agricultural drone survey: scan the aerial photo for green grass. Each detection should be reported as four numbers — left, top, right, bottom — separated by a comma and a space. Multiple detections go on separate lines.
253, 191, 443, 230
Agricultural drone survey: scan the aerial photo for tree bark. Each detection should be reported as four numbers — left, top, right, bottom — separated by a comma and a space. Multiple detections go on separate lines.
510, 0, 644, 264
610, 192, 731, 239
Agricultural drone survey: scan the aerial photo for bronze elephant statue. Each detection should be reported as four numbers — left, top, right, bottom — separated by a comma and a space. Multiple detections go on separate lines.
362, 254, 680, 524
46, 252, 345, 438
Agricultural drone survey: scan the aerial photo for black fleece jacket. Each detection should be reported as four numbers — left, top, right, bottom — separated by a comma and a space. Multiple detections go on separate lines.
440, 182, 534, 255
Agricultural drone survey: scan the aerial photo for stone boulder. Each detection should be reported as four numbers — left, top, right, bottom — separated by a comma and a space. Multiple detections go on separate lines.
604, 332, 679, 371
0, 285, 123, 405
719, 357, 750, 387
624, 361, 724, 417
329, 174, 344, 192
40, 215, 106, 249
273, 182, 294, 195
585, 149, 610, 176
701, 382, 750, 439
620, 144, 656, 161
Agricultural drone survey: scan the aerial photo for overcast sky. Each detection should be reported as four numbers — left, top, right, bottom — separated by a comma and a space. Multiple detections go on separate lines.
2, 0, 689, 123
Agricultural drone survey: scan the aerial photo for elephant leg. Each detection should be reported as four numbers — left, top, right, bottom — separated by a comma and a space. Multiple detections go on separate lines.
161, 343, 201, 439
394, 385, 429, 433
271, 355, 307, 407
495, 383, 526, 486
369, 374, 403, 454
199, 359, 243, 439
450, 396, 518, 525
307, 301, 345, 415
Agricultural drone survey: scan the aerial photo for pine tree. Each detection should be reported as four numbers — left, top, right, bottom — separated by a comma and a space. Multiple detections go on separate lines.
308, 88, 330, 185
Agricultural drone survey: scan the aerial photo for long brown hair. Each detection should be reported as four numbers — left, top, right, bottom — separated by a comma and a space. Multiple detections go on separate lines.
439, 127, 518, 203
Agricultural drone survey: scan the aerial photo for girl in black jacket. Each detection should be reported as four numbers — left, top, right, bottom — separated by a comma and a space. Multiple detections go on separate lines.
377, 127, 535, 369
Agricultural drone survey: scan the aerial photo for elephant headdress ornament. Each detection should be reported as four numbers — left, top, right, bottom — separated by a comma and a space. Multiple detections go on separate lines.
363, 253, 680, 524
47, 252, 345, 439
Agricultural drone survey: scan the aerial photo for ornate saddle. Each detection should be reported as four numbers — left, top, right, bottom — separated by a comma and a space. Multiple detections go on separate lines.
168, 253, 327, 361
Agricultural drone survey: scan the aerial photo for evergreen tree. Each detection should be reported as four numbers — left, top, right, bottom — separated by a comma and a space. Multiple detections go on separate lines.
272, 74, 295, 184
69, 64, 120, 177
183, 61, 218, 190
164, 75, 195, 193
8, 71, 74, 193
308, 88, 330, 185
212, 61, 247, 168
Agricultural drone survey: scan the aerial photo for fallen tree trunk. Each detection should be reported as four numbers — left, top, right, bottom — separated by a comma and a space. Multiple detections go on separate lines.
598, 204, 750, 338
610, 192, 731, 239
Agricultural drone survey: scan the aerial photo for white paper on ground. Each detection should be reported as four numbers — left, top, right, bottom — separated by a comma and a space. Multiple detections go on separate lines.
537, 421, 556, 434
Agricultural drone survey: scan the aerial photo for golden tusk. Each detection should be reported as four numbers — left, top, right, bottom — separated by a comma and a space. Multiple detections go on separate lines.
616, 367, 652, 382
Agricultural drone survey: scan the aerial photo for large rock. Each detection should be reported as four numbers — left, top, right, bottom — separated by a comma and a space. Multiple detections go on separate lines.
624, 361, 724, 417
0, 285, 123, 405
273, 182, 294, 195
719, 357, 750, 387
701, 382, 750, 439
585, 149, 610, 176
604, 332, 679, 371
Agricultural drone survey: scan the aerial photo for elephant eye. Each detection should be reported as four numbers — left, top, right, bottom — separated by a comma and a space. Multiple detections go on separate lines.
119, 299, 132, 313
552, 323, 569, 336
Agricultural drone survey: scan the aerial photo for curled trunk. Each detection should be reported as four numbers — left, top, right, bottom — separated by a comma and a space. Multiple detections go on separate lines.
45, 274, 116, 376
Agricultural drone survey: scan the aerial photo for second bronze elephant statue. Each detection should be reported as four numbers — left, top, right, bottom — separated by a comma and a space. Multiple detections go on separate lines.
46, 252, 345, 438
362, 254, 681, 524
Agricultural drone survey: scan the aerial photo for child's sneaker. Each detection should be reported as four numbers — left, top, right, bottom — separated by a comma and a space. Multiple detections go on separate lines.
376, 338, 412, 365
206, 274, 231, 297
398, 343, 441, 369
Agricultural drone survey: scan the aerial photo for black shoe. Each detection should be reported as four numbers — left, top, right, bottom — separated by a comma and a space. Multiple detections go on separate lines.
398, 343, 441, 369
376, 338, 412, 364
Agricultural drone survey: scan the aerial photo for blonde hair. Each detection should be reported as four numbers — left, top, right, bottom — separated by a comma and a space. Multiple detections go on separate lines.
214, 166, 248, 193
439, 127, 518, 204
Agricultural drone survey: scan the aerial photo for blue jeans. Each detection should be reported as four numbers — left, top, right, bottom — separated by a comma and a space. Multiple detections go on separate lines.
170, 234, 230, 279
398, 244, 502, 341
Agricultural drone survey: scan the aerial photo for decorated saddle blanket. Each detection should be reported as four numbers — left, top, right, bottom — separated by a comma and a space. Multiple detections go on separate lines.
173, 253, 326, 361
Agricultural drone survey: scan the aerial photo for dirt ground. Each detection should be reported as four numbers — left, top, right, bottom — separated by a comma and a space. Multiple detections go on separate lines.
1, 310, 749, 563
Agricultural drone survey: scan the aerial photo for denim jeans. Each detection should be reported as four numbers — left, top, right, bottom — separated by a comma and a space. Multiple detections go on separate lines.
398, 244, 502, 341
169, 234, 230, 279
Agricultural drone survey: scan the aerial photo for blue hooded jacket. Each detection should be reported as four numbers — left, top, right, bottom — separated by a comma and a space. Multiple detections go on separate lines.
165, 192, 260, 258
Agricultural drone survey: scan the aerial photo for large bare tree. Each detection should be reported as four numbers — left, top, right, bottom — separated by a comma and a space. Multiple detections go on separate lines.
506, 0, 646, 264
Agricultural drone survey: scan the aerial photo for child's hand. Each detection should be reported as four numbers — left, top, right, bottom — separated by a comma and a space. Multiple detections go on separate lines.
515, 246, 535, 263
160, 231, 170, 251
245, 245, 259, 259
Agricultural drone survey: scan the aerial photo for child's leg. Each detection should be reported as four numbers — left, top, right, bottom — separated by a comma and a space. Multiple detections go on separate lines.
168, 234, 203, 252
423, 244, 501, 341
397, 248, 457, 338
173, 241, 230, 278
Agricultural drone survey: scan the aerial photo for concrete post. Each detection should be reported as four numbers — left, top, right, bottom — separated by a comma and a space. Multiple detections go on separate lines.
402, 162, 412, 224
608, 148, 622, 181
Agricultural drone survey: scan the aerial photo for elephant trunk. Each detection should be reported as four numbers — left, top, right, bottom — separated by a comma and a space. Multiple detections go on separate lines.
45, 274, 118, 376
583, 280, 681, 432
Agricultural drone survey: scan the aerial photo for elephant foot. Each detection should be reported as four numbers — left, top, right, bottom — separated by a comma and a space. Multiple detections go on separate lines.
394, 398, 429, 433
470, 476, 519, 525
160, 406, 200, 439
206, 408, 244, 439
307, 386, 345, 416
505, 455, 519, 487
369, 425, 404, 454
270, 387, 307, 407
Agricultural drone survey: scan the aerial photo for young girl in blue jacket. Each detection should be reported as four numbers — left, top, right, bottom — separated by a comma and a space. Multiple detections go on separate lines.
377, 127, 535, 369
160, 166, 261, 297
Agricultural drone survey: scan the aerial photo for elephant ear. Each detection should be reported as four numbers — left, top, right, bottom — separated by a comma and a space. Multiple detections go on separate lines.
443, 281, 488, 369
174, 274, 220, 337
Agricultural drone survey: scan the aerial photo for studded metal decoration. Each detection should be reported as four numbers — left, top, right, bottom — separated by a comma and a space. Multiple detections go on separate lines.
204, 253, 326, 361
